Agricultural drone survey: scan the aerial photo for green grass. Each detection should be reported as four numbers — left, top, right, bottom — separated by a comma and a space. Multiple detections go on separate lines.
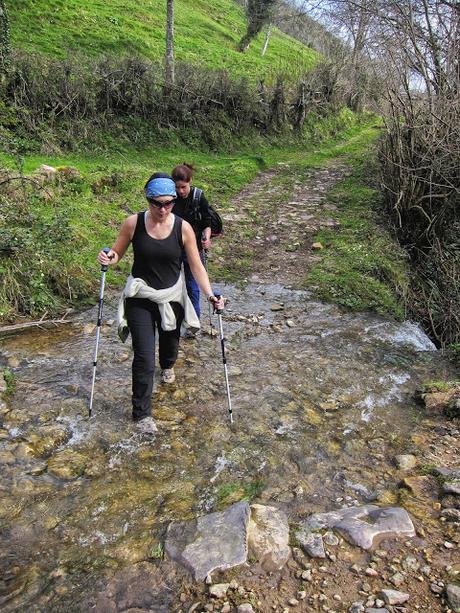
303, 139, 409, 320
1, 115, 407, 323
2, 368, 16, 396
9, 0, 318, 84
216, 479, 265, 509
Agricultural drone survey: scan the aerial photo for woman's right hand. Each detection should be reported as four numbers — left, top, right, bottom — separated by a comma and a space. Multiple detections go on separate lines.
97, 249, 117, 266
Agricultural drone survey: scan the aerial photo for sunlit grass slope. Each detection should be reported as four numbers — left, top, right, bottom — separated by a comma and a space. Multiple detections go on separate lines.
10, 0, 318, 82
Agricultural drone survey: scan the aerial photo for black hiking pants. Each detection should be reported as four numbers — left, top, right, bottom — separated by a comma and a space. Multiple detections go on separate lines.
125, 297, 184, 421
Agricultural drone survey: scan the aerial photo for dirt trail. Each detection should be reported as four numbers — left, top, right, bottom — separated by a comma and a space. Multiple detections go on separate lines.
219, 161, 348, 286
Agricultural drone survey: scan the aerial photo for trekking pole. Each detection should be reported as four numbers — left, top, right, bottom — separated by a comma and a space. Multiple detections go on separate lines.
214, 294, 234, 424
89, 247, 111, 418
202, 246, 214, 334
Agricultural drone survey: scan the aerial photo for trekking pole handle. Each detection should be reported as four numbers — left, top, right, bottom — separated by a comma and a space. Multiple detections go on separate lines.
213, 293, 224, 315
101, 247, 112, 272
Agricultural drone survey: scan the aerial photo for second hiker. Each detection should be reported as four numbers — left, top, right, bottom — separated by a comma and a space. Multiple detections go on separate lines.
171, 163, 213, 332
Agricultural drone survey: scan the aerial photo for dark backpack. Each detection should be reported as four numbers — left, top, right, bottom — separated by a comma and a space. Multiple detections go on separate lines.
191, 187, 223, 238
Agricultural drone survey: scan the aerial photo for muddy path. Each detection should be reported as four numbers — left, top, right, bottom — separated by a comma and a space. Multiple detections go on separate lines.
0, 159, 459, 613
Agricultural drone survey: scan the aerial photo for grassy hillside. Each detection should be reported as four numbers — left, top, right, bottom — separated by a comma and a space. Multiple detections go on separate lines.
9, 0, 318, 83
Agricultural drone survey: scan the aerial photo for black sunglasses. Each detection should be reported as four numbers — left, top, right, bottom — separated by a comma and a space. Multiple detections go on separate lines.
148, 198, 176, 208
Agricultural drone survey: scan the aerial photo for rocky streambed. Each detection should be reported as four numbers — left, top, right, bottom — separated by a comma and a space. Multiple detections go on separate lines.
1, 281, 459, 613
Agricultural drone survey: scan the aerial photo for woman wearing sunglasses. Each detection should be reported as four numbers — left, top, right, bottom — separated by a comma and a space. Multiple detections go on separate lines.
97, 174, 224, 433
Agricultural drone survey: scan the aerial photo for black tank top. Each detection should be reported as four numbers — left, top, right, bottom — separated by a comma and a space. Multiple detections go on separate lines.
131, 212, 183, 289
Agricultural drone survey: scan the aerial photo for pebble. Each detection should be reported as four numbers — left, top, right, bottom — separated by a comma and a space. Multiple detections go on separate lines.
444, 541, 455, 549
378, 589, 410, 605
365, 568, 378, 577
390, 572, 405, 586
209, 584, 229, 599
237, 605, 254, 613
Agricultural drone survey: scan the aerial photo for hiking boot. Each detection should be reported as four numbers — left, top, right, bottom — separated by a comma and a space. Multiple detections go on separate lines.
135, 416, 158, 434
160, 368, 175, 384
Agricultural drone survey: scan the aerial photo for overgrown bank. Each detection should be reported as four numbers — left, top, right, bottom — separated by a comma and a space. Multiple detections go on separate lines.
0, 113, 373, 322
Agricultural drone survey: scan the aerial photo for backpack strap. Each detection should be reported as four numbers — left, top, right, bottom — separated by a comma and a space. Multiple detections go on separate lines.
191, 186, 203, 223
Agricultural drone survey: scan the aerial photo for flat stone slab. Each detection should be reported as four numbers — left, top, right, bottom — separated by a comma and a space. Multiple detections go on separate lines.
165, 501, 250, 580
299, 505, 415, 550
248, 504, 291, 570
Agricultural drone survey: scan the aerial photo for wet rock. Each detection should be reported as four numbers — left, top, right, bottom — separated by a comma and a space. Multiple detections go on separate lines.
7, 356, 20, 368
421, 383, 460, 417
25, 425, 72, 458
94, 561, 175, 612
247, 504, 291, 571
83, 323, 97, 335
165, 501, 250, 580
394, 454, 417, 470
296, 530, 326, 558
47, 449, 87, 479
298, 505, 415, 550
446, 584, 460, 612
0, 450, 15, 464
378, 589, 410, 605
402, 475, 439, 500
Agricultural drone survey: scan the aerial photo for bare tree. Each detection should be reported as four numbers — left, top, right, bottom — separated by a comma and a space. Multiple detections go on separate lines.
165, 0, 175, 86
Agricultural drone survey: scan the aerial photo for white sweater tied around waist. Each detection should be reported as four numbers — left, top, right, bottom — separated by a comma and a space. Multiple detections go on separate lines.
117, 271, 200, 342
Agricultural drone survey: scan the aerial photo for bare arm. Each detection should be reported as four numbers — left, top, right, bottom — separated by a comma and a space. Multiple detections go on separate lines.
97, 214, 137, 265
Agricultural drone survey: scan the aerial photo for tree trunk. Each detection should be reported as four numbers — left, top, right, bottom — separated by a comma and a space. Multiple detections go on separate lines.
165, 0, 175, 87
0, 0, 10, 76
261, 22, 272, 56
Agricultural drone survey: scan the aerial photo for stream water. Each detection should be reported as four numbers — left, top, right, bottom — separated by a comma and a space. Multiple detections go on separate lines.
0, 282, 456, 611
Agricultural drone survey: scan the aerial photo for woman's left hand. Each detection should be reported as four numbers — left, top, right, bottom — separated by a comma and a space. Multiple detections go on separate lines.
201, 236, 211, 250
209, 295, 225, 311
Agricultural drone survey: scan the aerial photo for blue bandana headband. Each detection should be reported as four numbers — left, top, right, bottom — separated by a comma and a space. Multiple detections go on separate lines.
145, 177, 177, 199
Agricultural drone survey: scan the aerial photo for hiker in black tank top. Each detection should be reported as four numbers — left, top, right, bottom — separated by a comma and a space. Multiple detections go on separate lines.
131, 212, 183, 289
97, 175, 224, 432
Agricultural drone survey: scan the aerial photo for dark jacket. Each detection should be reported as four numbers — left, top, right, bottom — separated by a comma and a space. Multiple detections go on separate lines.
172, 187, 212, 250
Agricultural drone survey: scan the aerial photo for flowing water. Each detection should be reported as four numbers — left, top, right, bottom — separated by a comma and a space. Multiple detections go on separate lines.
0, 283, 455, 611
